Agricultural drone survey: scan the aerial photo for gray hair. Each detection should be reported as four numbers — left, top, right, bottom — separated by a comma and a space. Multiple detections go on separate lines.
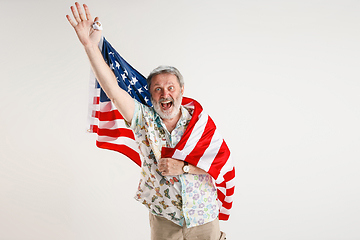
147, 65, 184, 89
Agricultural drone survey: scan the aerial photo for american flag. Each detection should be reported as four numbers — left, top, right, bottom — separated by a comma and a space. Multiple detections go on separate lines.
88, 37, 235, 220
88, 37, 151, 166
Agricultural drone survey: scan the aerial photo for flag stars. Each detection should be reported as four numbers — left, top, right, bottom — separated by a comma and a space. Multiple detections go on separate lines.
138, 87, 143, 93
131, 77, 138, 85
115, 61, 120, 69
121, 73, 127, 80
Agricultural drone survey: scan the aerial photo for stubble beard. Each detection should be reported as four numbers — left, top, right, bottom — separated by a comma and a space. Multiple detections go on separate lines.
152, 94, 183, 120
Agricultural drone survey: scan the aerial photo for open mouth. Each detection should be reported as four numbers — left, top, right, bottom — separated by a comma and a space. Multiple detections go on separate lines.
160, 100, 173, 111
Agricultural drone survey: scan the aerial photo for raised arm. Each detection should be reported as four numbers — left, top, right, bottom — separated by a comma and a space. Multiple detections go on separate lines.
66, 2, 134, 122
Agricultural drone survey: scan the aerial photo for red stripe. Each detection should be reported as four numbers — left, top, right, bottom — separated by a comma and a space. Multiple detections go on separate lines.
161, 147, 176, 158
91, 125, 99, 133
97, 127, 135, 139
221, 200, 233, 210
93, 110, 125, 121
217, 189, 233, 210
96, 141, 141, 167
226, 185, 235, 198
207, 141, 231, 180
93, 96, 99, 104
218, 213, 230, 221
223, 168, 236, 185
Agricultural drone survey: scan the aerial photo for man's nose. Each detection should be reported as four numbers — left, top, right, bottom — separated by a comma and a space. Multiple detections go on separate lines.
161, 89, 170, 98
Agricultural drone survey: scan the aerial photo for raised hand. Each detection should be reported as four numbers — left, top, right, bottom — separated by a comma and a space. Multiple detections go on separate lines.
66, 2, 102, 47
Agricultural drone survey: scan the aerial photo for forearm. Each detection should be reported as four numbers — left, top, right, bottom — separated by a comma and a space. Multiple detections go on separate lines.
85, 44, 120, 96
159, 158, 208, 176
84, 44, 134, 121
188, 163, 208, 175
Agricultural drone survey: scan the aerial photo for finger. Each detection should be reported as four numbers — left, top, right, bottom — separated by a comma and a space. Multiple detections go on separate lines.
70, 5, 81, 23
159, 163, 167, 171
75, 2, 86, 21
162, 169, 169, 176
66, 15, 77, 28
83, 4, 93, 21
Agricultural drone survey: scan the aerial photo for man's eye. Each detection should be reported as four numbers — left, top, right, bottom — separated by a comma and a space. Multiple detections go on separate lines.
169, 86, 174, 90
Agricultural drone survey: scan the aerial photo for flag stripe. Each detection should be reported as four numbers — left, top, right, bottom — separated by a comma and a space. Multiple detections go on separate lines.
173, 112, 209, 159
96, 141, 141, 166
98, 119, 129, 130
207, 141, 231, 180
94, 126, 135, 138
95, 110, 124, 121
183, 116, 216, 166
196, 129, 224, 172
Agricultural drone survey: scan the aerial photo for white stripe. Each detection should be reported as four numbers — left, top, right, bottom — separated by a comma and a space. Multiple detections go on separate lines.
224, 195, 234, 203
219, 207, 231, 215
97, 136, 139, 152
98, 119, 129, 130
172, 112, 208, 160
99, 101, 118, 112
225, 177, 236, 189
196, 129, 223, 171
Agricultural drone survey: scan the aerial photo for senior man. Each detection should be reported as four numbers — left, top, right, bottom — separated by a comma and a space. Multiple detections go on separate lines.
67, 3, 228, 240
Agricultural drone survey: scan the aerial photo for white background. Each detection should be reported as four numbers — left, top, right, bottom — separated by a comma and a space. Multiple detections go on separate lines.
0, 0, 359, 239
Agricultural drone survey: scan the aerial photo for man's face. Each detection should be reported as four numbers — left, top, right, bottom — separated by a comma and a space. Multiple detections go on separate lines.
150, 73, 184, 120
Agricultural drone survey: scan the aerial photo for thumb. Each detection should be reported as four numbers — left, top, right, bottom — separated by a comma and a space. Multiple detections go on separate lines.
92, 17, 103, 30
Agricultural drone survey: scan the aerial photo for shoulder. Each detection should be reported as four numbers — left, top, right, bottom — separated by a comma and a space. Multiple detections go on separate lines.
127, 100, 156, 130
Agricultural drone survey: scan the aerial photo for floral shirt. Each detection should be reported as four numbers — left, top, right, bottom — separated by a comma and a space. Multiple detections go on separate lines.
127, 100, 218, 228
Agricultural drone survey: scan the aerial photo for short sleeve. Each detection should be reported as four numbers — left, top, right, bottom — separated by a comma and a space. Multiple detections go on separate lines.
126, 100, 154, 135
126, 100, 142, 131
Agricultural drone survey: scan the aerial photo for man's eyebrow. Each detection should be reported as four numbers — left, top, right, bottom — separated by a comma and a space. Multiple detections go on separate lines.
152, 82, 174, 87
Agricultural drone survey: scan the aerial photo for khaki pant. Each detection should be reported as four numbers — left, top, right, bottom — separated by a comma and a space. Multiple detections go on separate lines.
149, 213, 226, 240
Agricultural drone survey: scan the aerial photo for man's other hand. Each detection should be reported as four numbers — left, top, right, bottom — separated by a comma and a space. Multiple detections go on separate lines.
158, 158, 184, 176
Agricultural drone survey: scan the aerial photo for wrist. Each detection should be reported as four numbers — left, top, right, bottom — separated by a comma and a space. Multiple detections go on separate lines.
84, 43, 99, 52
182, 161, 190, 174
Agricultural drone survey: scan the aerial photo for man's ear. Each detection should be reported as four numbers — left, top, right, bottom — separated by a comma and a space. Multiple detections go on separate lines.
181, 85, 184, 95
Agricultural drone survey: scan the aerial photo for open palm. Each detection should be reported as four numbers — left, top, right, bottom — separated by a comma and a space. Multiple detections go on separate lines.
66, 2, 102, 47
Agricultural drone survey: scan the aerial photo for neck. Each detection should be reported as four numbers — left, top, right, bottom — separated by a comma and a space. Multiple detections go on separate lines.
162, 111, 181, 133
